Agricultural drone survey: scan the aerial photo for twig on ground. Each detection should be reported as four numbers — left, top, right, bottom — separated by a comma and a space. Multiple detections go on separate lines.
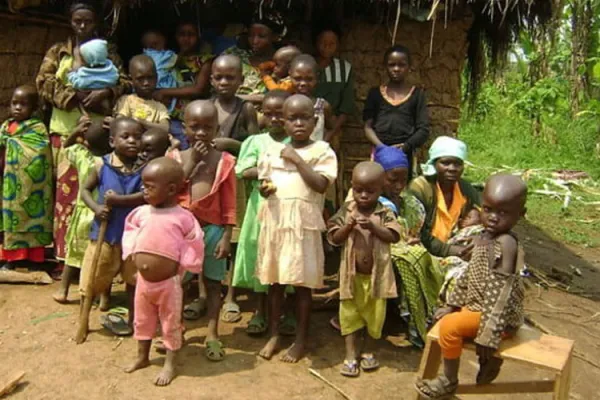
0, 371, 25, 397
309, 368, 354, 400
112, 338, 123, 351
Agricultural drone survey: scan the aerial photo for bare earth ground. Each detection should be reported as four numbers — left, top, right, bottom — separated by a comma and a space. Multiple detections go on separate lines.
1, 221, 600, 400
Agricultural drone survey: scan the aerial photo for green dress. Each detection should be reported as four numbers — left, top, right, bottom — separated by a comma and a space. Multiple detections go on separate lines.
0, 118, 53, 251
64, 144, 98, 268
232, 132, 289, 292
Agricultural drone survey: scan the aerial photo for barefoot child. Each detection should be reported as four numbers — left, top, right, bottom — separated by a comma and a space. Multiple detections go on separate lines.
415, 174, 527, 399
232, 90, 290, 335
210, 54, 259, 156
114, 55, 169, 132
0, 86, 53, 269
327, 162, 401, 377
363, 45, 429, 179
123, 157, 204, 386
53, 118, 111, 303
260, 46, 301, 93
77, 117, 145, 341
257, 94, 337, 362
172, 100, 236, 361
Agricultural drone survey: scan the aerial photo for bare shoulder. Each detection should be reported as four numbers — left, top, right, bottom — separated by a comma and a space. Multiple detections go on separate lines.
242, 101, 257, 116
497, 233, 518, 274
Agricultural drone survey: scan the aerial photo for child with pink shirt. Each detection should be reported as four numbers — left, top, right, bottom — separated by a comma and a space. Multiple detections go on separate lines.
123, 156, 204, 386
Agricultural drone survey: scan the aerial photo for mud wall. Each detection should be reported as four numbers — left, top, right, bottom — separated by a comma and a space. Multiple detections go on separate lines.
0, 15, 70, 121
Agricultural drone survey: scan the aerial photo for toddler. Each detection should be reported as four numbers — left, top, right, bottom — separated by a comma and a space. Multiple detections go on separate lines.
257, 94, 338, 363
260, 45, 301, 93
328, 162, 401, 377
76, 117, 145, 343
139, 128, 172, 164
123, 157, 204, 386
415, 174, 527, 399
142, 30, 178, 111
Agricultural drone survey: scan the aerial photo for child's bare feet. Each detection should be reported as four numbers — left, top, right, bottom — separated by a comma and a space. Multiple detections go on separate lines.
52, 290, 68, 304
124, 356, 150, 374
154, 351, 176, 386
280, 341, 305, 363
258, 335, 281, 360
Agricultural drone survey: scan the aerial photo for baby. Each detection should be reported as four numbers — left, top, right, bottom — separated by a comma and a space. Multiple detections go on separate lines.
416, 174, 527, 399
142, 30, 178, 110
123, 157, 204, 386
260, 45, 301, 93
328, 162, 401, 377
69, 39, 119, 115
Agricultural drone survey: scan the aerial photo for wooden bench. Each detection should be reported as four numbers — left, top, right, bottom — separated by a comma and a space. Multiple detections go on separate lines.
414, 322, 574, 399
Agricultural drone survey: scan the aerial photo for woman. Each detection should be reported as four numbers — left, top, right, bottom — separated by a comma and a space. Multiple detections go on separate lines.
153, 21, 213, 150
36, 2, 130, 296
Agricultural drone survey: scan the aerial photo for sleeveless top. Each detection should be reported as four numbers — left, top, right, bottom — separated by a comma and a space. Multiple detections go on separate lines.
89, 154, 144, 245
310, 98, 326, 141
211, 97, 250, 142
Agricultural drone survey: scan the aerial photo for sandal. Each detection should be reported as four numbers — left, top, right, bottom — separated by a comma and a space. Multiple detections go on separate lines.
477, 357, 504, 385
100, 313, 133, 337
414, 375, 458, 400
205, 340, 225, 362
329, 316, 341, 332
246, 313, 267, 336
360, 353, 380, 371
340, 359, 360, 377
183, 298, 206, 321
221, 301, 242, 323
279, 313, 296, 336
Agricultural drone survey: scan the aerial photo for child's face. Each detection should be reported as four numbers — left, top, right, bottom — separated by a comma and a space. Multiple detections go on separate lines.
262, 97, 286, 132
435, 157, 464, 184
142, 168, 174, 207
284, 101, 316, 142
248, 24, 274, 55
110, 122, 143, 160
184, 113, 218, 145
10, 89, 35, 122
382, 167, 408, 200
131, 62, 158, 99
211, 64, 242, 98
316, 31, 338, 60
71, 9, 96, 41
273, 54, 290, 80
481, 193, 522, 235
462, 209, 481, 228
386, 51, 410, 83
290, 63, 317, 96
139, 135, 166, 163
352, 177, 382, 210
176, 24, 198, 54
142, 32, 167, 51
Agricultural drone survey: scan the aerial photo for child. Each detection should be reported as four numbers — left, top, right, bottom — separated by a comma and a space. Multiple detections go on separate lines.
139, 128, 172, 164
327, 162, 401, 377
171, 100, 236, 361
459, 208, 481, 230
415, 174, 527, 399
142, 30, 178, 111
260, 46, 301, 93
53, 118, 111, 304
123, 157, 204, 386
232, 90, 290, 335
210, 54, 259, 155
68, 39, 119, 115
0, 85, 53, 269
288, 54, 334, 142
114, 55, 169, 132
76, 117, 145, 342
363, 45, 429, 179
257, 94, 338, 363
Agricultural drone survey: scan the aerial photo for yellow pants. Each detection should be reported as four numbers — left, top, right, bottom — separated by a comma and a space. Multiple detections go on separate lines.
79, 241, 137, 297
339, 273, 387, 339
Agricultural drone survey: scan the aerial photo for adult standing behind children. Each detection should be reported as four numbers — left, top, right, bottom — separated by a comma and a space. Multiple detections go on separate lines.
153, 21, 214, 150
363, 45, 429, 179
36, 1, 131, 265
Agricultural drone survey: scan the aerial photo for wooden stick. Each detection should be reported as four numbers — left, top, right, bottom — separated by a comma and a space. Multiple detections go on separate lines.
0, 371, 25, 397
308, 368, 354, 400
76, 218, 109, 344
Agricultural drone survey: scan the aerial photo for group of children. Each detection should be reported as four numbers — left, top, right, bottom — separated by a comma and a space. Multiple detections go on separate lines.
0, 37, 529, 396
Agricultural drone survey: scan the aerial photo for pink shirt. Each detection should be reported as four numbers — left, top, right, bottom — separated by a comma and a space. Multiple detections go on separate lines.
122, 205, 204, 274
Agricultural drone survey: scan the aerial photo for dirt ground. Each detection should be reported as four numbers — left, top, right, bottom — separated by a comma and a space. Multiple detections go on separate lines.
1, 222, 600, 400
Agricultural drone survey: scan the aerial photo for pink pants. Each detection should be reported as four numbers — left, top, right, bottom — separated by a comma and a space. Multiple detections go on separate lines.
134, 274, 183, 351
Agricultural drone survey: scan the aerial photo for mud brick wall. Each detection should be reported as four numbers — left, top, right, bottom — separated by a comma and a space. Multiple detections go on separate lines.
336, 17, 472, 193
0, 16, 70, 121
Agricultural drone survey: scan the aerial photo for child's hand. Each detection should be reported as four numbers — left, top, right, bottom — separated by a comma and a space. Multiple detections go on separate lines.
393, 143, 405, 151
476, 344, 495, 364
259, 179, 277, 198
103, 116, 114, 130
355, 215, 376, 231
94, 204, 110, 220
191, 141, 211, 163
280, 145, 302, 165
433, 306, 456, 321
214, 237, 231, 259
346, 214, 357, 228
104, 190, 117, 206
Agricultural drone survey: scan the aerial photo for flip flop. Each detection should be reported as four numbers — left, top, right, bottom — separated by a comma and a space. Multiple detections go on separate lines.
205, 340, 225, 362
183, 298, 206, 321
246, 313, 267, 336
360, 353, 380, 371
340, 359, 360, 377
279, 313, 296, 336
100, 313, 133, 337
221, 301, 242, 323
477, 357, 504, 384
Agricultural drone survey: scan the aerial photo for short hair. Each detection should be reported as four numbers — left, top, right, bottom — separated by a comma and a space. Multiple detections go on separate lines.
69, 1, 96, 16
289, 54, 318, 74
384, 44, 411, 64
313, 24, 342, 44
264, 89, 291, 102
84, 120, 110, 155
14, 85, 39, 108
110, 116, 141, 137
129, 54, 156, 73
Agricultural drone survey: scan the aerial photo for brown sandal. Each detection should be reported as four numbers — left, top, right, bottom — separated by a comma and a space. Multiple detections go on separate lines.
414, 375, 458, 399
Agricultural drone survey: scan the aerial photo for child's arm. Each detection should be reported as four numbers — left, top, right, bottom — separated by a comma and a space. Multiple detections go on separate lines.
213, 138, 242, 155
242, 101, 260, 136
356, 213, 400, 243
104, 191, 145, 208
214, 166, 237, 259
261, 74, 281, 91
322, 101, 336, 142
403, 89, 430, 154
234, 136, 259, 181
364, 119, 383, 147
327, 210, 356, 245
63, 116, 91, 148
81, 166, 109, 220
280, 146, 329, 194
363, 88, 383, 146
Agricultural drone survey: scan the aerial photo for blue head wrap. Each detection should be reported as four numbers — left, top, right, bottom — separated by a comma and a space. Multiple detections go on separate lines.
80, 39, 108, 67
421, 136, 467, 176
373, 144, 409, 171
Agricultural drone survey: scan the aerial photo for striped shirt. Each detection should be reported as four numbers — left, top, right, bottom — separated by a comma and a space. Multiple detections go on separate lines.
315, 57, 356, 116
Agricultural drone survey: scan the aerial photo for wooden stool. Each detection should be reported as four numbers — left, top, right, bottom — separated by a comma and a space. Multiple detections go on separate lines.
414, 322, 574, 399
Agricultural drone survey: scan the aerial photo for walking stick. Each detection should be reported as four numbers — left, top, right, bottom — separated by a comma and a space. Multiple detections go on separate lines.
75, 216, 109, 344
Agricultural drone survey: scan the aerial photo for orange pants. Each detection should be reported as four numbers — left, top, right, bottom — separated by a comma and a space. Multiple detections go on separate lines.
439, 308, 482, 360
